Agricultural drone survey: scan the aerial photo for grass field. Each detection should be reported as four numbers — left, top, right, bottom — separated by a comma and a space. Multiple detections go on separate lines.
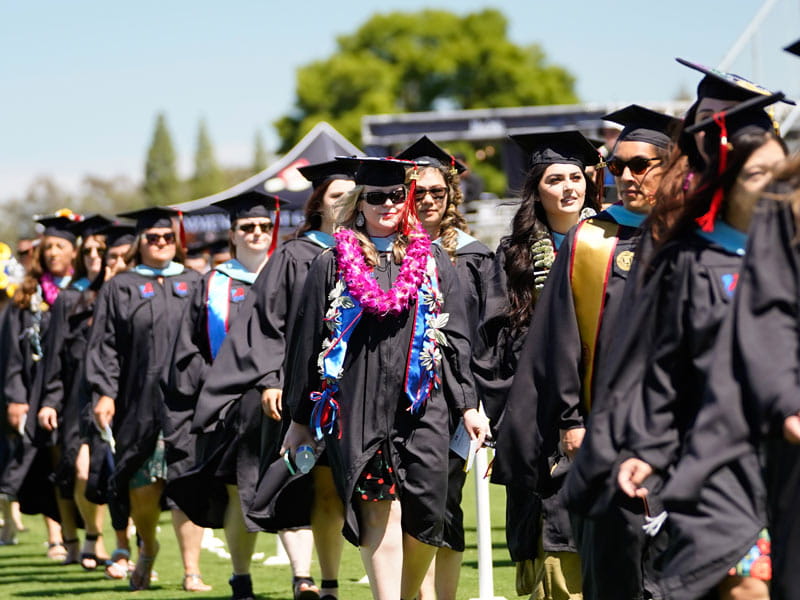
0, 469, 518, 599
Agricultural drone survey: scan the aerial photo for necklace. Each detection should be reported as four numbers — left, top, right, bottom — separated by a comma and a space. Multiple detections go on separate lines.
334, 225, 431, 316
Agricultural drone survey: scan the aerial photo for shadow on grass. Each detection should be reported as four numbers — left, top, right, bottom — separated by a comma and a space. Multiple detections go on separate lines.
462, 558, 515, 569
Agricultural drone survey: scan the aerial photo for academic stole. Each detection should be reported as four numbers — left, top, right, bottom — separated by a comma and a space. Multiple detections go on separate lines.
568, 219, 619, 413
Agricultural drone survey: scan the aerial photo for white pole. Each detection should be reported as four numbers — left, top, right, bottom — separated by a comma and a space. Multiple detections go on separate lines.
470, 448, 506, 600
717, 0, 779, 71
263, 535, 291, 565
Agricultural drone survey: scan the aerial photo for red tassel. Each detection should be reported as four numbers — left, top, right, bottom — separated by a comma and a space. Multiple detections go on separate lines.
268, 197, 281, 257
696, 112, 728, 233
402, 167, 419, 236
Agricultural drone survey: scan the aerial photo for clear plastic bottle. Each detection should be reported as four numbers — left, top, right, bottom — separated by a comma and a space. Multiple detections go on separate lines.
294, 445, 316, 474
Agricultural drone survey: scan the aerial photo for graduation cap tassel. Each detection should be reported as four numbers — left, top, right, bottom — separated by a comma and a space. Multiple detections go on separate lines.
696, 112, 728, 233
402, 165, 420, 237
594, 161, 606, 209
177, 210, 187, 251
268, 198, 281, 257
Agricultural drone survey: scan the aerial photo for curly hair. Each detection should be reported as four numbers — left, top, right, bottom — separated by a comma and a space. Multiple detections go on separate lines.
13, 237, 76, 310
502, 162, 598, 331
336, 185, 423, 267
405, 165, 470, 261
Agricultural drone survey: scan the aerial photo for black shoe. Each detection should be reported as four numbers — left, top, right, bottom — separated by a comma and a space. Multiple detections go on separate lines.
230, 573, 255, 600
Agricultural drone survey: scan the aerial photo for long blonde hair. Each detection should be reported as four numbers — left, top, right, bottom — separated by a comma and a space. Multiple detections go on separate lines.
336, 185, 424, 267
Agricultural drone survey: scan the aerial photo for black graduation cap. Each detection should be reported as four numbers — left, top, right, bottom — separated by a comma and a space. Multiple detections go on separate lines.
335, 156, 417, 187
394, 136, 467, 174
676, 57, 795, 105
186, 240, 212, 259
508, 130, 600, 168
70, 214, 113, 239
117, 206, 179, 231
208, 239, 230, 256
784, 39, 800, 57
684, 91, 784, 136
36, 216, 79, 244
297, 160, 358, 190
102, 224, 136, 248
603, 105, 681, 149
211, 190, 288, 221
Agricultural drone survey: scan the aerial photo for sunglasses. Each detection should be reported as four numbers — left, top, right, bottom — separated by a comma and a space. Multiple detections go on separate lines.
81, 246, 106, 256
143, 232, 176, 245
237, 222, 273, 234
414, 186, 448, 201
363, 188, 406, 205
607, 156, 661, 177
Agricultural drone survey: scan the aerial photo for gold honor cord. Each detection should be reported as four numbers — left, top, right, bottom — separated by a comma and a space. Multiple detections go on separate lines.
569, 219, 619, 413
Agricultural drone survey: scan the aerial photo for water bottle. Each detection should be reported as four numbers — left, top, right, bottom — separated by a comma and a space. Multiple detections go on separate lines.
294, 445, 317, 474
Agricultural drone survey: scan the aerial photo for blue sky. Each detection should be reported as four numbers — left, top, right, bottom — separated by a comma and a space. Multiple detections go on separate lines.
1, 0, 798, 202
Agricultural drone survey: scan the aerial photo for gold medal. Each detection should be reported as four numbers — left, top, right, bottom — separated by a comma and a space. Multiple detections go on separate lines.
616, 250, 634, 272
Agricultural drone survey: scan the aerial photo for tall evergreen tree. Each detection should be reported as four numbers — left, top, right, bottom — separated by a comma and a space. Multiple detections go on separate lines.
191, 119, 224, 199
252, 131, 267, 174
143, 112, 180, 206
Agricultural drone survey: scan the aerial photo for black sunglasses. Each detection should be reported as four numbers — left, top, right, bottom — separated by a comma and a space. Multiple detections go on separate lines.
143, 232, 176, 245
363, 188, 406, 205
607, 156, 661, 176
237, 222, 273, 234
81, 246, 106, 256
414, 186, 448, 201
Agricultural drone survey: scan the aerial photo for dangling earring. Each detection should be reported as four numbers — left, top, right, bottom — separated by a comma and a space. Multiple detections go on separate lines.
355, 212, 365, 227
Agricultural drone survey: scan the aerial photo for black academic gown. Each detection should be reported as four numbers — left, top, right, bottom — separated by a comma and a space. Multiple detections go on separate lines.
619, 230, 759, 600
661, 198, 800, 600
192, 236, 329, 532
26, 287, 95, 499
440, 233, 493, 552
85, 266, 200, 494
285, 244, 478, 547
162, 267, 254, 527
0, 291, 60, 519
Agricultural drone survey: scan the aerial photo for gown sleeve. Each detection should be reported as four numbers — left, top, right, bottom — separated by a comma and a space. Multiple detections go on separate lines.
85, 281, 121, 401
2, 305, 28, 405
36, 292, 71, 413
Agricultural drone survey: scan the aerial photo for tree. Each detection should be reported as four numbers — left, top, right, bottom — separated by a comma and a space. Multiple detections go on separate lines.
190, 119, 225, 199
143, 112, 180, 206
274, 8, 578, 151
252, 131, 268, 174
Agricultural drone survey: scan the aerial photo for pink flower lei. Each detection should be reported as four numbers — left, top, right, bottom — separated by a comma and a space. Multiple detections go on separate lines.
334, 224, 431, 316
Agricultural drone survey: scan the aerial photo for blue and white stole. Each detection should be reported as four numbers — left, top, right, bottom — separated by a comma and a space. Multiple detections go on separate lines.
132, 261, 185, 278
311, 252, 446, 440
206, 259, 257, 359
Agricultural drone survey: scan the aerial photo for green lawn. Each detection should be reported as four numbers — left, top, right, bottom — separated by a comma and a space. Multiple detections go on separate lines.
0, 470, 517, 599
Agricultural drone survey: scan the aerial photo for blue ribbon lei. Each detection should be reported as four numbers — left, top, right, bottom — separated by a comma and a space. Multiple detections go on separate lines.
310, 256, 447, 440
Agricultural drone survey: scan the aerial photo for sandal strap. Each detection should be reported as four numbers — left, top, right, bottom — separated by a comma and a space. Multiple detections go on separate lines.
320, 579, 338, 589
85, 533, 101, 542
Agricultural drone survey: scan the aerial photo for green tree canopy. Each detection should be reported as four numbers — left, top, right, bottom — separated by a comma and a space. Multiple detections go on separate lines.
190, 119, 224, 199
274, 8, 578, 151
252, 131, 268, 174
143, 112, 180, 206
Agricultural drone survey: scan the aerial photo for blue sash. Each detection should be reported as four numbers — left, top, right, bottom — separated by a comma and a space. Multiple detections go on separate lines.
696, 221, 747, 256
132, 261, 185, 277
214, 259, 257, 284
71, 277, 90, 291
206, 271, 231, 359
604, 203, 647, 228
303, 230, 336, 249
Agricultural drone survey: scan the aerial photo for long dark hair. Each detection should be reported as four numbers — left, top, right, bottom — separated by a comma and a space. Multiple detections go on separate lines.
502, 162, 598, 330
73, 234, 107, 281
649, 129, 786, 255
294, 177, 354, 238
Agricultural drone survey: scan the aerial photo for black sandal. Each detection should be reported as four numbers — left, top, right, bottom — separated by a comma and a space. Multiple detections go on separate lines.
293, 576, 320, 600
320, 578, 338, 600
80, 533, 107, 571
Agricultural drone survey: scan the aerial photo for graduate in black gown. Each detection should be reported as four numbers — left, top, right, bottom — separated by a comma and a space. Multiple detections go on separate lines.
87, 207, 201, 591
164, 190, 285, 600
479, 131, 599, 598
395, 136, 494, 600
280, 158, 488, 600
32, 215, 112, 570
520, 106, 676, 600
0, 214, 79, 560
197, 161, 356, 600
615, 95, 787, 600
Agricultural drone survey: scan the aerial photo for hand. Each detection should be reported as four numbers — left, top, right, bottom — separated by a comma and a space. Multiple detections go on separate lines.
559, 427, 585, 460
261, 388, 282, 421
783, 413, 800, 444
617, 457, 654, 499
37, 406, 58, 431
94, 395, 115, 430
280, 421, 315, 457
7, 402, 29, 431
462, 408, 489, 447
